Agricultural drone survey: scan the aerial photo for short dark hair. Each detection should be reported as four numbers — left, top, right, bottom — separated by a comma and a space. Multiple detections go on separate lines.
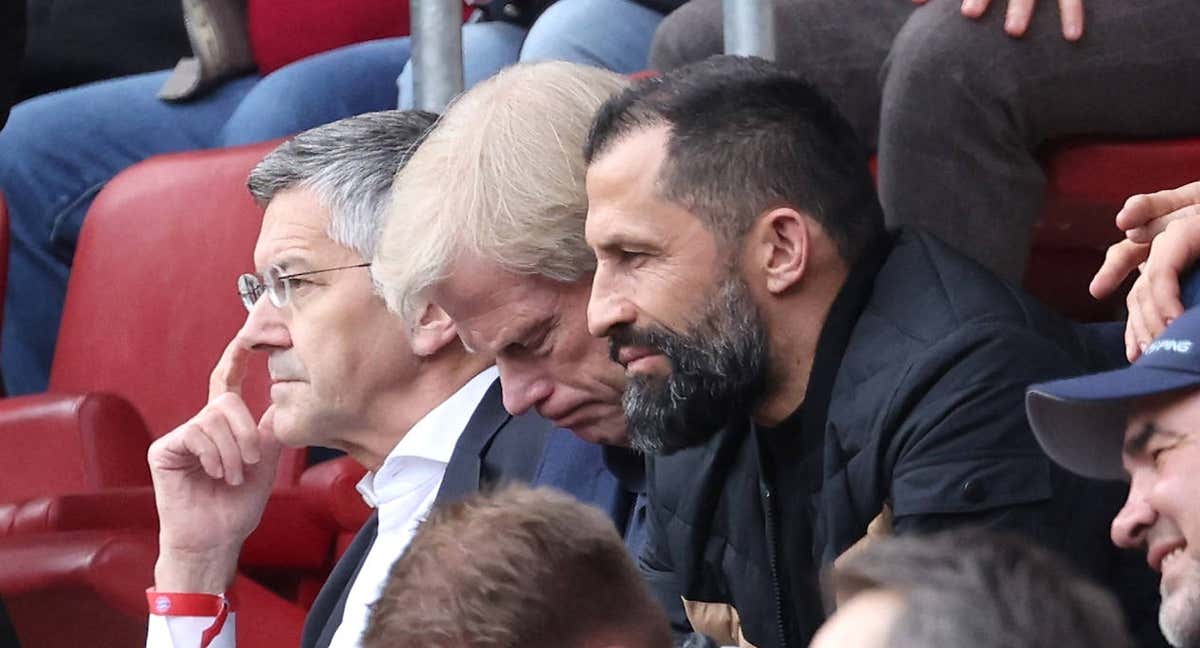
584, 55, 884, 264
361, 484, 671, 648
829, 528, 1133, 648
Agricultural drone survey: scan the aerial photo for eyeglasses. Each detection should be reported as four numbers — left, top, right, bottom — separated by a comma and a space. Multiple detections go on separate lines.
236, 262, 371, 311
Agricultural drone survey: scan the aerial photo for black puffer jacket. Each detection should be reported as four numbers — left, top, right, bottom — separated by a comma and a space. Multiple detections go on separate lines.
641, 229, 1165, 648
477, 0, 688, 28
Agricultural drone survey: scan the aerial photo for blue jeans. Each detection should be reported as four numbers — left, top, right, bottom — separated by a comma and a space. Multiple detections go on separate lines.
0, 0, 664, 394
397, 0, 664, 108
0, 38, 418, 394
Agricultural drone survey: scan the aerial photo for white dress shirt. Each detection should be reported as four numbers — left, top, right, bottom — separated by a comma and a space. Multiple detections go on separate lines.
146, 366, 500, 648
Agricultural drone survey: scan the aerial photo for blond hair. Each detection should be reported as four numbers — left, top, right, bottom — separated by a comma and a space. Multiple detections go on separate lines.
372, 61, 629, 319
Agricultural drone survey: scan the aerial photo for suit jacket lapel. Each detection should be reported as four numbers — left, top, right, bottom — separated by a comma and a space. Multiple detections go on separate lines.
301, 514, 380, 648
434, 379, 510, 506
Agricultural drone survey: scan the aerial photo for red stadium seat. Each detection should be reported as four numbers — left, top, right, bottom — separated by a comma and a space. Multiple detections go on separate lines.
0, 142, 369, 647
1027, 137, 1200, 321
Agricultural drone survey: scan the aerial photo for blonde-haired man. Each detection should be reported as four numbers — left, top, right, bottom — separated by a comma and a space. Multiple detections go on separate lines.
372, 58, 659, 621
375, 61, 629, 449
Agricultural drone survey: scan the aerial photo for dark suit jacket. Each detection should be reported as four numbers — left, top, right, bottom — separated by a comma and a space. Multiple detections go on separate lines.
299, 379, 625, 648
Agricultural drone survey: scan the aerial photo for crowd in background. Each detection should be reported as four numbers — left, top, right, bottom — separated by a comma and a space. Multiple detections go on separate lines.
3, 1, 1200, 647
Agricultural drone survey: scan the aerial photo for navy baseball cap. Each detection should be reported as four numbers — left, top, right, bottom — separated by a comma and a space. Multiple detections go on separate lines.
1026, 270, 1200, 481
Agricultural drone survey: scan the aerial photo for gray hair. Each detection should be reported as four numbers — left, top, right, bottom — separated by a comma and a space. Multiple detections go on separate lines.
372, 61, 629, 320
830, 528, 1133, 648
247, 110, 439, 261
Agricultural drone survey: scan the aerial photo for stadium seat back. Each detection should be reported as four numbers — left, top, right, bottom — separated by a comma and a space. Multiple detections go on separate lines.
45, 142, 303, 482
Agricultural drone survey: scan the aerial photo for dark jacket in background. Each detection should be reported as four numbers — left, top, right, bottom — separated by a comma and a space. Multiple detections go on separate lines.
642, 229, 1165, 648
478, 0, 689, 28
1, 0, 24, 127
18, 0, 189, 100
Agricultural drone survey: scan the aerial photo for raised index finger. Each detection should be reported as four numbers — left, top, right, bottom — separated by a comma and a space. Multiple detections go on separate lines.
209, 336, 254, 401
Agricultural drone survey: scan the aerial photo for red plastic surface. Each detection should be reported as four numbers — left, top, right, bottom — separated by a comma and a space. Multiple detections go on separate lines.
0, 393, 151, 502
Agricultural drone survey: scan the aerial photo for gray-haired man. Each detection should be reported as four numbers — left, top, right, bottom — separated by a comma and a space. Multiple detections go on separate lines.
143, 111, 617, 648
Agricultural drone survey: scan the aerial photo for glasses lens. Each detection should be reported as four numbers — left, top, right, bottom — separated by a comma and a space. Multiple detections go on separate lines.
237, 273, 264, 311
264, 264, 291, 308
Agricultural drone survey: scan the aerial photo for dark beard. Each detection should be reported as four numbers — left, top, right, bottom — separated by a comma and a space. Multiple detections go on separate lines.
608, 275, 769, 454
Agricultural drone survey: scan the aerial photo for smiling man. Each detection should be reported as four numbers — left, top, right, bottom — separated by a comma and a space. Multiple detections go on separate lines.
1029, 306, 1200, 648
580, 56, 1163, 647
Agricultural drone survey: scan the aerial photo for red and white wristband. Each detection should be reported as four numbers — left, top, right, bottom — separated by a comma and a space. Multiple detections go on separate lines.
146, 588, 232, 648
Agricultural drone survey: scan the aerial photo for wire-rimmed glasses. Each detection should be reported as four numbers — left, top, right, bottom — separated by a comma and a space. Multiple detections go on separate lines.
236, 263, 371, 312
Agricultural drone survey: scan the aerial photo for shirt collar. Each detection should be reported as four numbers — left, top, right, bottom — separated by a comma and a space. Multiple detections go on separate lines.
356, 366, 500, 507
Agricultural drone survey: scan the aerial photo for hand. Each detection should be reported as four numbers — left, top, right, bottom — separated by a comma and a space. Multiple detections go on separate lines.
148, 333, 281, 593
913, 0, 1085, 41
1090, 181, 1200, 361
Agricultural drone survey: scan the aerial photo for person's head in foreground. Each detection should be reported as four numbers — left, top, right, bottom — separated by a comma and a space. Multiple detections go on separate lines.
582, 55, 884, 453
372, 61, 632, 447
813, 528, 1133, 648
1028, 297, 1200, 647
244, 110, 487, 467
360, 484, 671, 648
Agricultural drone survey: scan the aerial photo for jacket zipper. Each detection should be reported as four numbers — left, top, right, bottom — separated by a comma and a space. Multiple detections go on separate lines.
761, 482, 790, 648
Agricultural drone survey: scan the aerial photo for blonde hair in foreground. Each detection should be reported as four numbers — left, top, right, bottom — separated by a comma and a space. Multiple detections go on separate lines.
373, 61, 630, 320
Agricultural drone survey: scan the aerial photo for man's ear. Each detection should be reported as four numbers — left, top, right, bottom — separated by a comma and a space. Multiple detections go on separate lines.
408, 302, 460, 357
751, 207, 810, 294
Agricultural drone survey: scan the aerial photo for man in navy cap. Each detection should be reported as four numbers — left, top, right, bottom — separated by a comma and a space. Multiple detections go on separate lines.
1028, 288, 1200, 648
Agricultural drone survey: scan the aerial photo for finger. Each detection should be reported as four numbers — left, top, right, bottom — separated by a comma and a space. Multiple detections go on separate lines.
1127, 204, 1200, 245
1004, 0, 1036, 37
194, 410, 246, 486
1057, 0, 1083, 40
209, 335, 254, 401
1123, 301, 1139, 362
961, 0, 990, 18
1133, 267, 1172, 345
177, 424, 225, 480
1138, 216, 1200, 320
1116, 182, 1200, 232
1126, 283, 1152, 362
210, 392, 262, 465
256, 406, 283, 465
1090, 239, 1149, 300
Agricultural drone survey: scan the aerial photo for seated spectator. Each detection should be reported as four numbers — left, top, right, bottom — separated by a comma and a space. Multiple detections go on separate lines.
813, 528, 1133, 648
361, 484, 671, 648
1091, 180, 1200, 361
650, 0, 1200, 283
374, 61, 654, 556
1028, 300, 1200, 648
575, 55, 1159, 646
0, 0, 679, 395
144, 111, 625, 648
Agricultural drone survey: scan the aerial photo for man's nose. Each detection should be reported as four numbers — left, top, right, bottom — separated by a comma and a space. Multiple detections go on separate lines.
1111, 476, 1155, 549
497, 359, 553, 416
240, 295, 292, 351
587, 269, 636, 338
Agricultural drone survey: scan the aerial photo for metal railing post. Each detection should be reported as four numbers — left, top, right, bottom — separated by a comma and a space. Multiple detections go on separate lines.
722, 0, 776, 60
410, 0, 464, 111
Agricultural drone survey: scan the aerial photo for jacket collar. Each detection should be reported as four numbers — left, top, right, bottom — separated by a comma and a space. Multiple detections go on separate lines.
795, 231, 897, 488
433, 378, 511, 505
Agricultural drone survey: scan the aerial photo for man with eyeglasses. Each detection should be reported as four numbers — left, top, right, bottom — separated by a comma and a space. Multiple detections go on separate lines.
143, 110, 626, 648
